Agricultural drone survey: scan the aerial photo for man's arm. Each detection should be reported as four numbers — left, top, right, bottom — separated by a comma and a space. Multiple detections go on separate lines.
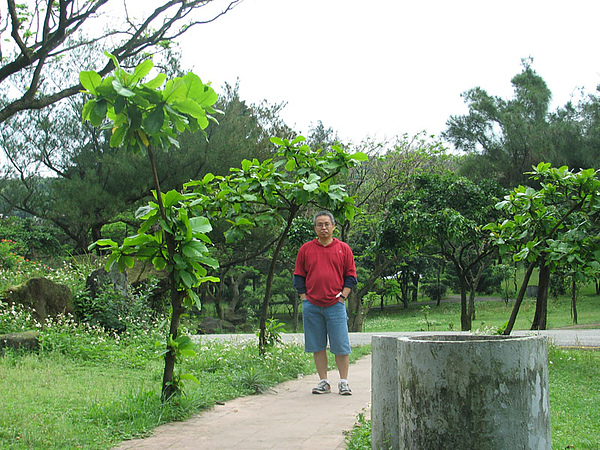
293, 275, 307, 300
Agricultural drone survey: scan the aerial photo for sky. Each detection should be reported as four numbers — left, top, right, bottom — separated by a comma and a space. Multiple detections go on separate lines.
178, 0, 600, 145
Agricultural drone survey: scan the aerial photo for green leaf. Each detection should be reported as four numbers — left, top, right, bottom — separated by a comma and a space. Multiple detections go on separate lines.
179, 373, 200, 385
162, 190, 185, 208
285, 159, 297, 171
95, 238, 118, 248
189, 216, 212, 234
182, 240, 209, 258
81, 99, 95, 121
351, 151, 369, 162
79, 71, 102, 95
90, 100, 107, 126
173, 98, 205, 119
110, 124, 127, 147
143, 106, 165, 134
131, 59, 154, 84
136, 204, 157, 219
142, 73, 167, 90
179, 270, 195, 288
112, 79, 135, 97
152, 256, 167, 270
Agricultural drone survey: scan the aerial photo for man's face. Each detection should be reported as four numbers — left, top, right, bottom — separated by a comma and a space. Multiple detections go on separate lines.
314, 215, 335, 240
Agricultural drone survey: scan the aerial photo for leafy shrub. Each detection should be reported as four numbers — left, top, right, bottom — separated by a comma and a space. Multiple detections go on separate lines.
74, 279, 160, 333
421, 282, 448, 302
0, 239, 26, 270
0, 216, 62, 260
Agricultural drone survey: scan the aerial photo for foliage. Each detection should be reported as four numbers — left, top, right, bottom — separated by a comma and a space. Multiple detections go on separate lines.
0, 0, 242, 124
380, 172, 505, 330
484, 163, 600, 333
188, 135, 367, 350
444, 58, 552, 187
257, 318, 287, 347
0, 217, 62, 259
81, 54, 221, 400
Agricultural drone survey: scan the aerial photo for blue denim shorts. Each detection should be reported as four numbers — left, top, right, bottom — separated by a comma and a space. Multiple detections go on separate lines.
302, 300, 351, 355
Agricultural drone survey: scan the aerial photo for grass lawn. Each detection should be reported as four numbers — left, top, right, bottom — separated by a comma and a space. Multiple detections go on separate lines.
362, 293, 600, 333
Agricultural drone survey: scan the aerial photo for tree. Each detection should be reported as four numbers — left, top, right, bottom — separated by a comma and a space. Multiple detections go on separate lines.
444, 58, 552, 187
0, 0, 242, 124
341, 133, 453, 331
82, 55, 221, 400
0, 74, 290, 252
189, 136, 368, 351
381, 173, 505, 330
484, 163, 600, 334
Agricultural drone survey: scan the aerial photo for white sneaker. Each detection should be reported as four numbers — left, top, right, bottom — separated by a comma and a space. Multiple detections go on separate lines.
338, 380, 352, 395
312, 380, 331, 394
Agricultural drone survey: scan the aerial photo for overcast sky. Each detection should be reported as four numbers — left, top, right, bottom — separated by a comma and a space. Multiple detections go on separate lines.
180, 0, 600, 144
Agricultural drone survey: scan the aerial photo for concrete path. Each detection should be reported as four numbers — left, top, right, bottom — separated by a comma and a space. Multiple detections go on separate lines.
115, 354, 372, 450
114, 330, 599, 450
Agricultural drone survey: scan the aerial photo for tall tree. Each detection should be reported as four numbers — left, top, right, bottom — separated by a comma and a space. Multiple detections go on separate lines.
341, 134, 455, 331
380, 173, 505, 330
484, 163, 600, 334
0, 0, 241, 124
444, 58, 552, 187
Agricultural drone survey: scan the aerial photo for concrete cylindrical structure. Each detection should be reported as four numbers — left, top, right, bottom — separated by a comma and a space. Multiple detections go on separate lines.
372, 334, 551, 450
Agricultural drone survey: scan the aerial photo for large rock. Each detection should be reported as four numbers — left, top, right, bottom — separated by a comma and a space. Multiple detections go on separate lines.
3, 277, 73, 322
197, 316, 236, 334
0, 331, 40, 352
86, 265, 128, 299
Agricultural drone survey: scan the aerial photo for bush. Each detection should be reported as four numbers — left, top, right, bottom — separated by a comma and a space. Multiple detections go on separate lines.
421, 282, 448, 302
0, 216, 62, 260
74, 279, 160, 334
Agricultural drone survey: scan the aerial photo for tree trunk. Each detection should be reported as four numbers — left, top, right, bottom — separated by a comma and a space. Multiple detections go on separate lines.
347, 291, 372, 332
531, 261, 550, 330
347, 257, 394, 331
161, 272, 184, 401
410, 272, 419, 303
147, 145, 184, 401
291, 293, 299, 332
571, 277, 578, 325
259, 209, 297, 352
458, 274, 471, 331
504, 259, 538, 335
467, 264, 485, 321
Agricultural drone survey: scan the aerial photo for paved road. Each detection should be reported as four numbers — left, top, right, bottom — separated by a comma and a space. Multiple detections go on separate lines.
196, 329, 600, 348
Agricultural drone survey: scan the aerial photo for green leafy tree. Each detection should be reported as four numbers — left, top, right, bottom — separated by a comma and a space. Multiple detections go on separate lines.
341, 133, 453, 330
189, 136, 368, 351
444, 58, 552, 187
484, 163, 600, 334
381, 173, 505, 330
81, 54, 220, 400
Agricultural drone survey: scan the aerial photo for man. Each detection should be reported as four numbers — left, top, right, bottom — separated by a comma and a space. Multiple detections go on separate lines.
293, 211, 358, 395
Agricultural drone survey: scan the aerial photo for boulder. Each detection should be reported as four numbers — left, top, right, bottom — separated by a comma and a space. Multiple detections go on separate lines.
86, 265, 128, 299
3, 277, 73, 322
0, 331, 39, 352
197, 316, 236, 334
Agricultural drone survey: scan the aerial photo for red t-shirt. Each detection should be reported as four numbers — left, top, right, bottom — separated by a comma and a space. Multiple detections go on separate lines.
294, 238, 357, 307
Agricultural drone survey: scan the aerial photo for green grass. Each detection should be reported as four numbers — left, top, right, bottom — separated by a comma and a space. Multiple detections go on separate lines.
345, 346, 600, 450
0, 310, 370, 449
363, 293, 600, 333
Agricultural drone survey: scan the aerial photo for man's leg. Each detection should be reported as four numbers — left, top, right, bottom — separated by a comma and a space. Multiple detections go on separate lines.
335, 353, 349, 380
314, 350, 328, 380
